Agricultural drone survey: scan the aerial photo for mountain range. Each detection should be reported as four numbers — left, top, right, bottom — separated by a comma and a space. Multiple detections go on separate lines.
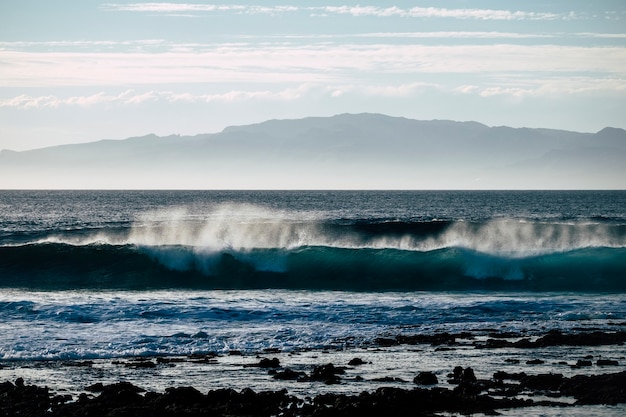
1, 113, 624, 189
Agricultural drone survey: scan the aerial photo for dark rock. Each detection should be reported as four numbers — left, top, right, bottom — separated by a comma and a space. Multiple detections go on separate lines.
0, 379, 51, 417
374, 337, 398, 347
0, 377, 537, 417
520, 373, 565, 391
156, 356, 185, 364
272, 368, 306, 380
63, 360, 94, 367
449, 367, 483, 396
489, 331, 523, 338
560, 371, 626, 405
308, 363, 345, 384
448, 366, 465, 383
597, 359, 619, 366
257, 357, 280, 368
526, 359, 544, 365
414, 371, 438, 385
125, 359, 156, 368
534, 330, 626, 347
85, 382, 105, 392
0, 380, 14, 395
372, 376, 406, 383
348, 357, 367, 366
493, 371, 526, 381
575, 359, 593, 367
161, 386, 205, 406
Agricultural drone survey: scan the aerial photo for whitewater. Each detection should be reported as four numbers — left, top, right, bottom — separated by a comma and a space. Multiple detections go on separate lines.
1, 190, 626, 415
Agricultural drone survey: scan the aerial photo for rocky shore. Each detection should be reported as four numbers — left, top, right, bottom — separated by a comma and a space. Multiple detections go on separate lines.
2, 368, 625, 416
1, 329, 625, 416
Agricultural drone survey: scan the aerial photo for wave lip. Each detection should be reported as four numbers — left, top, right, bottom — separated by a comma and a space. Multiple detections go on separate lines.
1, 242, 625, 292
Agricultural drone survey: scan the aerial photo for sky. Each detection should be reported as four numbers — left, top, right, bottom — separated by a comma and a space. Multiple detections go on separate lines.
1, 0, 625, 151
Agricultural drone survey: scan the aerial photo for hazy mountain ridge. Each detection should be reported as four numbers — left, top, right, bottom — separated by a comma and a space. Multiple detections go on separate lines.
1, 113, 624, 189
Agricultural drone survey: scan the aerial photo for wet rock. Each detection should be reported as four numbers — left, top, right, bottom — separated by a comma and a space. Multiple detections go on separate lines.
413, 371, 438, 385
272, 368, 306, 380
372, 376, 406, 383
85, 382, 105, 392
520, 373, 565, 391
188, 353, 219, 364
374, 337, 398, 347
125, 359, 156, 368
493, 371, 526, 381
534, 330, 626, 347
561, 371, 626, 405
257, 357, 280, 368
156, 356, 185, 364
0, 379, 51, 416
62, 360, 94, 367
449, 367, 483, 396
308, 363, 345, 384
448, 366, 465, 383
158, 386, 206, 409
575, 359, 593, 367
597, 359, 619, 366
526, 359, 544, 365
348, 357, 367, 366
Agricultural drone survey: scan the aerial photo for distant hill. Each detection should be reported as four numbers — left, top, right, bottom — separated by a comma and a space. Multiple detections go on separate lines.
1, 113, 624, 189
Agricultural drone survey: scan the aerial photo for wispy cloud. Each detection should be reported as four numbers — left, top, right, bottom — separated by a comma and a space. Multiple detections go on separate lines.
315, 6, 565, 20
2, 44, 625, 88
4, 75, 625, 111
0, 86, 312, 109
353, 32, 553, 39
102, 3, 573, 20
475, 78, 626, 98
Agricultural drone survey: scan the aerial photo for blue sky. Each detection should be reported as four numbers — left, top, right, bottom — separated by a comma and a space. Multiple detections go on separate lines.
1, 0, 625, 151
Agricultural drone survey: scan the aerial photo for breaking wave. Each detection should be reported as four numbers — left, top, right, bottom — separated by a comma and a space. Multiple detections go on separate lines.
2, 205, 625, 291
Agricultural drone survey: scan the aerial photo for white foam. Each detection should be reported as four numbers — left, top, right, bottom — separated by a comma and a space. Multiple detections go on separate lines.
20, 205, 626, 259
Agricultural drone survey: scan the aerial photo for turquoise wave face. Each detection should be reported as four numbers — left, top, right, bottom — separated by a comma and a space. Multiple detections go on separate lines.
1, 243, 625, 291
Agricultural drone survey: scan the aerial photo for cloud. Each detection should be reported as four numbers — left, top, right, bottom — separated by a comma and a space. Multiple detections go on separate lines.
4, 75, 625, 111
102, 3, 573, 21
2, 44, 625, 88
0, 91, 159, 109
101, 3, 297, 15
315, 6, 565, 20
0, 86, 315, 109
354, 32, 552, 39
476, 78, 626, 98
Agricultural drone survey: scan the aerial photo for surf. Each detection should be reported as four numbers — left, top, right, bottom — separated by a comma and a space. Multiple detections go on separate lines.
2, 203, 625, 291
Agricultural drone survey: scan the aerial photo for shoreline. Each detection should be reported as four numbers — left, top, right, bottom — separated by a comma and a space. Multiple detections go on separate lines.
2, 367, 625, 416
2, 329, 625, 416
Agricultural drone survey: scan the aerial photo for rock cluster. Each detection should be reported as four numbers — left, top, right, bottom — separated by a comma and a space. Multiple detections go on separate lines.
2, 369, 625, 417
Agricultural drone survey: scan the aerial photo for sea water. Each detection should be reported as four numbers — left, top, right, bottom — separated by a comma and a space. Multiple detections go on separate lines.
1, 190, 625, 413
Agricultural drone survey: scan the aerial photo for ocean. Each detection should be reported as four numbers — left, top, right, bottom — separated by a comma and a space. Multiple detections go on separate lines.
1, 190, 625, 415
